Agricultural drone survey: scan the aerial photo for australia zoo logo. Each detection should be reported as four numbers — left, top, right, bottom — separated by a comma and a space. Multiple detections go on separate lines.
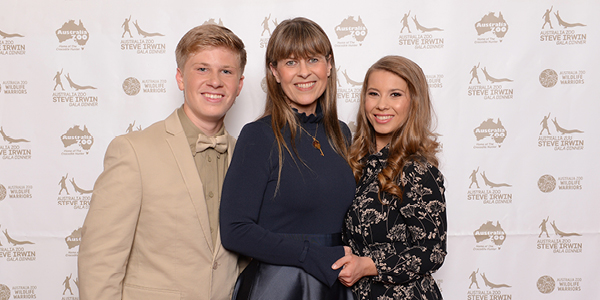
55, 19, 89, 50
398, 11, 444, 49
65, 228, 82, 257
474, 12, 509, 43
467, 63, 513, 99
258, 14, 280, 48
120, 16, 166, 54
540, 6, 587, 45
473, 118, 507, 148
538, 113, 584, 151
57, 173, 92, 209
61, 125, 94, 155
334, 16, 367, 46
467, 167, 512, 204
537, 217, 582, 254
473, 221, 506, 250
0, 224, 36, 262
467, 269, 511, 299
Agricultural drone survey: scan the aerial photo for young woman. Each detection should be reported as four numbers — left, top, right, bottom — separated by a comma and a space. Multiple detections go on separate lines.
333, 55, 447, 300
220, 17, 355, 300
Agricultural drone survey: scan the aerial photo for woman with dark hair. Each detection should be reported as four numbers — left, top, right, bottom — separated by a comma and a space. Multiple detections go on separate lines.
220, 17, 355, 300
332, 55, 447, 300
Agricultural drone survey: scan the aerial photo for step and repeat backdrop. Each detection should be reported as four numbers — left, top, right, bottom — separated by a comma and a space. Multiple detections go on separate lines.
1, 0, 598, 299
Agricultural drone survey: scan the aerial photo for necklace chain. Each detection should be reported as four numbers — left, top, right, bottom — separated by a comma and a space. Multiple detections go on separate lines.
299, 124, 324, 156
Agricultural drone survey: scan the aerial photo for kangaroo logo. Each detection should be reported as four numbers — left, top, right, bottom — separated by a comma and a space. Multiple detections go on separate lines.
550, 221, 581, 237
554, 11, 586, 28
203, 18, 224, 26
0, 29, 24, 39
551, 118, 583, 134
64, 73, 96, 91
69, 178, 92, 194
412, 16, 443, 32
0, 127, 29, 144
341, 69, 363, 87
2, 229, 34, 246
481, 273, 511, 289
132, 20, 165, 38
481, 67, 513, 83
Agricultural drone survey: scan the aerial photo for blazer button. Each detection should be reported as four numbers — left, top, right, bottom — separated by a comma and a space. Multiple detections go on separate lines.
213, 261, 219, 270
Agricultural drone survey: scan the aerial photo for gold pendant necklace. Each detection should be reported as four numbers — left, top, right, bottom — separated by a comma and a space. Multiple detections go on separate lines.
299, 124, 324, 156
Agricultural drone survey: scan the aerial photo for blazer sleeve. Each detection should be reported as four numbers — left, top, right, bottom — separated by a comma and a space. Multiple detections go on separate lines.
78, 135, 143, 300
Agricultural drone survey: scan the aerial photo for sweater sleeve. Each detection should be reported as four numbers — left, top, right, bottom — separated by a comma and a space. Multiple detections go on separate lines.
219, 121, 344, 286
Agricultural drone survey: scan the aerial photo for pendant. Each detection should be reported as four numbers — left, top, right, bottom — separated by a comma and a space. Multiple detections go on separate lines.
312, 138, 324, 156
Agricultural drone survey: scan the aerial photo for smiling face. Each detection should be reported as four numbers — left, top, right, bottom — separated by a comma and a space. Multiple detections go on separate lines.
176, 46, 244, 135
364, 70, 411, 151
269, 54, 331, 115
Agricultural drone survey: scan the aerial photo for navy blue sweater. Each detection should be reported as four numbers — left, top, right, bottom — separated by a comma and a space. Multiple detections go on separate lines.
220, 110, 356, 287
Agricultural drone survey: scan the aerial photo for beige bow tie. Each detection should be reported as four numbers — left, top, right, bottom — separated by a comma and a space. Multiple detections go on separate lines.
195, 134, 228, 154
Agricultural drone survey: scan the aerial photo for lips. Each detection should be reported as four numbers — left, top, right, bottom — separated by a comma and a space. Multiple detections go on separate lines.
202, 93, 224, 101
374, 114, 393, 123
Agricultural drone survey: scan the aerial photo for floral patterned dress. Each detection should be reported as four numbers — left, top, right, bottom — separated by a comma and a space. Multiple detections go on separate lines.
343, 146, 447, 300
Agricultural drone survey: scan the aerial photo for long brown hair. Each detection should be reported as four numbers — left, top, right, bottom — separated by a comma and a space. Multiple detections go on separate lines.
264, 17, 349, 189
349, 55, 439, 200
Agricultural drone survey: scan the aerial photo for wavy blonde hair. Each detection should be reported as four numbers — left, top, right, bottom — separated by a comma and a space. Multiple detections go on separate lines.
263, 17, 349, 190
349, 55, 439, 201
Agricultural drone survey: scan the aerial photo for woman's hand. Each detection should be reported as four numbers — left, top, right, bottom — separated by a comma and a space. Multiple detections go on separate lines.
332, 246, 378, 287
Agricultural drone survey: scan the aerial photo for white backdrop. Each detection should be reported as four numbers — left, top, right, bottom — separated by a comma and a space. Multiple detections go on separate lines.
1, 0, 598, 299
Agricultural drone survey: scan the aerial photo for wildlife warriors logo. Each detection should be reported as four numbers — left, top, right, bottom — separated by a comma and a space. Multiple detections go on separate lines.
0, 224, 36, 262
0, 184, 33, 200
466, 167, 512, 204
0, 126, 32, 160
537, 275, 582, 293
123, 77, 141, 96
0, 28, 26, 55
398, 11, 444, 49
334, 16, 367, 47
61, 125, 94, 155
467, 63, 514, 99
538, 113, 584, 151
0, 185, 6, 201
537, 174, 583, 192
474, 12, 509, 43
2, 80, 27, 94
337, 66, 362, 103
540, 6, 587, 45
55, 20, 89, 50
473, 221, 506, 250
52, 69, 99, 107
0, 284, 9, 300
120, 16, 166, 54
473, 118, 507, 149
539, 69, 585, 87
123, 77, 167, 96
537, 217, 582, 254
57, 173, 92, 209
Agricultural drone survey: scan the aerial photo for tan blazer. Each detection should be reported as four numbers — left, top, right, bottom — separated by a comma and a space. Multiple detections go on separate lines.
78, 110, 239, 300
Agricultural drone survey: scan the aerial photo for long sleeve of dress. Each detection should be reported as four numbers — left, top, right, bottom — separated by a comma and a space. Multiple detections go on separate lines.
220, 119, 355, 287
368, 162, 446, 285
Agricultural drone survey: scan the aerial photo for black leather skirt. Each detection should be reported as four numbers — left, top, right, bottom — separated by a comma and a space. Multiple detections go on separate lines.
232, 233, 355, 300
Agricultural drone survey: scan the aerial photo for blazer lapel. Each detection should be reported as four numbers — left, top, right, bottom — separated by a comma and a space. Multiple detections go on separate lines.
164, 110, 214, 252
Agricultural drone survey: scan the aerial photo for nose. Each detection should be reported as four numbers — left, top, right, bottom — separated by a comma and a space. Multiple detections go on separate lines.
375, 97, 389, 110
207, 71, 223, 88
298, 61, 310, 78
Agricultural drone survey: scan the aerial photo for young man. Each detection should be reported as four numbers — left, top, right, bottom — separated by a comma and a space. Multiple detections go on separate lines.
78, 24, 246, 300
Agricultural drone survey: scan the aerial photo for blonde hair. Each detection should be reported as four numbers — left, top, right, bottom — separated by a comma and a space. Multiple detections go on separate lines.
175, 24, 246, 73
349, 55, 439, 201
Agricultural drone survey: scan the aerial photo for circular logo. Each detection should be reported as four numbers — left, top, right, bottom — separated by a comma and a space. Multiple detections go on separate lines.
122, 77, 141, 96
539, 69, 558, 88
0, 284, 10, 300
260, 77, 268, 94
537, 275, 555, 294
0, 185, 6, 201
538, 174, 556, 193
